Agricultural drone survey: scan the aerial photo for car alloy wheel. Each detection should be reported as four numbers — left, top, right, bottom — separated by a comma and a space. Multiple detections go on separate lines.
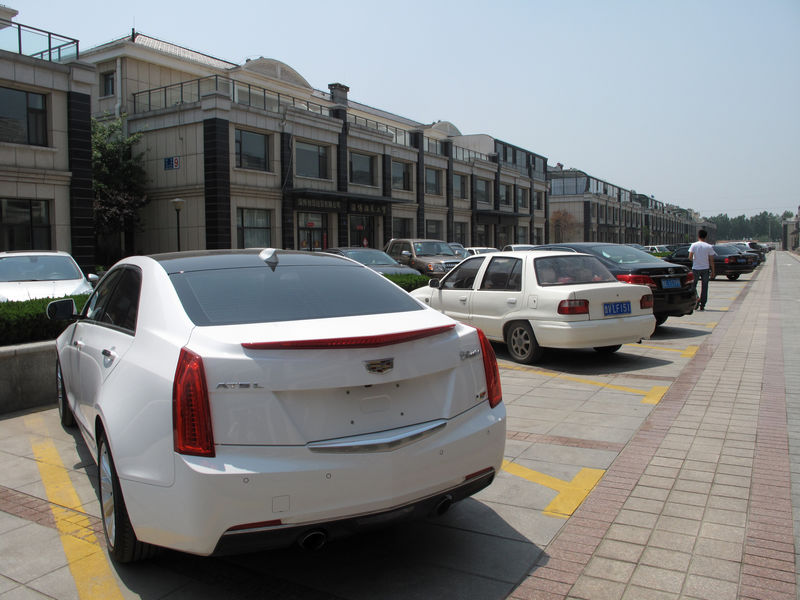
505, 321, 543, 364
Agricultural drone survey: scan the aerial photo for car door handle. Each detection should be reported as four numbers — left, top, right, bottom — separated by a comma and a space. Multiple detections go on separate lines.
507, 298, 517, 305
74, 340, 84, 349
102, 348, 117, 361
459, 296, 467, 303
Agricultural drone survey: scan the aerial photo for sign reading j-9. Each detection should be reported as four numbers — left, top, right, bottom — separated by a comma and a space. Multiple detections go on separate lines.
164, 156, 181, 170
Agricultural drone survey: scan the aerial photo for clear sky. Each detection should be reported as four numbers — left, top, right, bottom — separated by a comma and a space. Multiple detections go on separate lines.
11, 0, 800, 219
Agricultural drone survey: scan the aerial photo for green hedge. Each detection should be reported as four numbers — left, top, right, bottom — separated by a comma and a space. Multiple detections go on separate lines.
0, 295, 89, 346
383, 273, 431, 292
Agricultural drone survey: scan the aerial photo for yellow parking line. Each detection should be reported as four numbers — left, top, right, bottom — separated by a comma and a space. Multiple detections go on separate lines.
642, 386, 669, 405
25, 416, 124, 600
502, 460, 604, 518
636, 344, 698, 358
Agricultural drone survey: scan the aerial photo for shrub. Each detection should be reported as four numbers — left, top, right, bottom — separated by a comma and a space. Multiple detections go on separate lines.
0, 295, 89, 346
383, 273, 431, 292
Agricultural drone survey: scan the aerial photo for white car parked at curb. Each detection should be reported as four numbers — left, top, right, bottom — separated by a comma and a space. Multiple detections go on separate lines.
410, 251, 655, 364
0, 250, 96, 302
47, 249, 506, 562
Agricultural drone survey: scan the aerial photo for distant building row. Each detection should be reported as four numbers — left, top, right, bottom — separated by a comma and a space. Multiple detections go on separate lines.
0, 7, 713, 269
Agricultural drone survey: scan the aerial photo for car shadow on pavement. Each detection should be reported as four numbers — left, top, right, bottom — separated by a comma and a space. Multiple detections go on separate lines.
494, 345, 675, 376
650, 325, 711, 340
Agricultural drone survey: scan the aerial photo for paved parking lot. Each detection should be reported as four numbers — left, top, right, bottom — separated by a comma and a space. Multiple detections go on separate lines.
0, 254, 795, 599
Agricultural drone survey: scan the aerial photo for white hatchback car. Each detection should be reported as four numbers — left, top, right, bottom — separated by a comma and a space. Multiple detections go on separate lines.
0, 250, 96, 302
47, 249, 505, 562
411, 251, 655, 364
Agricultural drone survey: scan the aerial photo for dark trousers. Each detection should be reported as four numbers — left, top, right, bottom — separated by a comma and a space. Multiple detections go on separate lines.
692, 268, 711, 307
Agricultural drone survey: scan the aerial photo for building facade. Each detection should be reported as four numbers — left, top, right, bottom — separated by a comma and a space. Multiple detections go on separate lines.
0, 8, 96, 269
79, 31, 549, 256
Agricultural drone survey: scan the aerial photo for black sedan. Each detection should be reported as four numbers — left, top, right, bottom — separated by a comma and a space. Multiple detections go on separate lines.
323, 247, 421, 275
533, 242, 696, 326
665, 244, 757, 280
730, 242, 764, 265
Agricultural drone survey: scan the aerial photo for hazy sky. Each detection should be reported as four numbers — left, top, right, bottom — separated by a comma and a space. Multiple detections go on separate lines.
12, 0, 800, 218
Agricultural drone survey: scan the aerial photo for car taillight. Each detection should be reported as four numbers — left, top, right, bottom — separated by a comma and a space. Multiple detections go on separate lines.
725, 257, 733, 264
558, 299, 589, 315
616, 274, 656, 288
476, 329, 502, 408
173, 348, 215, 457
684, 272, 694, 284
640, 294, 654, 309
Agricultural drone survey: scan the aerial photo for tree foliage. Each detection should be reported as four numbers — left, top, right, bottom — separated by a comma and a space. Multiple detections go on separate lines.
706, 211, 791, 241
91, 117, 148, 234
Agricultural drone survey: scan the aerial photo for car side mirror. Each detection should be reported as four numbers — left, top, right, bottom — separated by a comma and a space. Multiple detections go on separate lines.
47, 298, 78, 321
88, 273, 100, 286
428, 279, 440, 289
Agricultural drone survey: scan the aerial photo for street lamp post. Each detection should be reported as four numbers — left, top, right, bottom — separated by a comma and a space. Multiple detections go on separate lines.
171, 198, 185, 252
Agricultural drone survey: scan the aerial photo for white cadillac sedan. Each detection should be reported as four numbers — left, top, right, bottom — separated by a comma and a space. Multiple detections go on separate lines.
410, 251, 655, 364
47, 249, 505, 562
0, 250, 97, 302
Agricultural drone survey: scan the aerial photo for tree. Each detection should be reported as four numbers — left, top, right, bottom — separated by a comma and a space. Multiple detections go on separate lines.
551, 210, 578, 242
91, 117, 148, 261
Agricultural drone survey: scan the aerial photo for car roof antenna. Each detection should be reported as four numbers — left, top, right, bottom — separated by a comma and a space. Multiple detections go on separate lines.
259, 248, 279, 271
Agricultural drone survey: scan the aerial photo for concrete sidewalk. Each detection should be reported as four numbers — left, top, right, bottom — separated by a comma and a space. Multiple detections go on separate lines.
512, 252, 800, 599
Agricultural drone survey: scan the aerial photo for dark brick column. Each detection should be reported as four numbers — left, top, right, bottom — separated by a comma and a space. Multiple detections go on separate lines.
203, 118, 231, 249
66, 92, 95, 270
584, 201, 592, 242
443, 141, 454, 242
280, 132, 294, 249
411, 132, 425, 238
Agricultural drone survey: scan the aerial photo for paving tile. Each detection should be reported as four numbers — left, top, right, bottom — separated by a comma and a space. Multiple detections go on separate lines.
605, 524, 651, 545
688, 555, 741, 582
629, 565, 685, 594
639, 547, 691, 571
594, 539, 644, 563
583, 557, 635, 583
699, 522, 745, 544
569, 575, 625, 600
621, 586, 678, 600
694, 538, 743, 561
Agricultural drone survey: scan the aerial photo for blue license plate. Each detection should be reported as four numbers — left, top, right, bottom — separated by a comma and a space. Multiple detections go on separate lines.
604, 301, 631, 316
737, 257, 745, 263
662, 278, 681, 289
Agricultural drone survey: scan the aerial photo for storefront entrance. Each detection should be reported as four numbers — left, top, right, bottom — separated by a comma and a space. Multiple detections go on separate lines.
349, 215, 375, 248
297, 212, 327, 251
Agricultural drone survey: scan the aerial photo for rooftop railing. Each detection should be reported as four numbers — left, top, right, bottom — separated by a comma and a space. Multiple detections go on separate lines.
0, 18, 79, 61
132, 75, 331, 117
347, 114, 411, 147
452, 145, 490, 163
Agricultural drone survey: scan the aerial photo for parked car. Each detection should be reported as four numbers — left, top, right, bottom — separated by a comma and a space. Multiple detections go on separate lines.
323, 247, 420, 275
644, 245, 670, 254
730, 242, 764, 265
465, 247, 499, 255
384, 238, 462, 279
665, 243, 757, 280
0, 250, 97, 302
533, 243, 696, 327
410, 251, 655, 364
626, 244, 647, 251
501, 244, 537, 251
448, 243, 470, 259
47, 249, 505, 562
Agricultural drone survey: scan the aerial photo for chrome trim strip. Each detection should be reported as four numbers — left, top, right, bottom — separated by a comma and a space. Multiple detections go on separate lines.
307, 420, 447, 453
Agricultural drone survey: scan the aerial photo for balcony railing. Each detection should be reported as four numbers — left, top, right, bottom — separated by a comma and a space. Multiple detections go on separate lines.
452, 145, 490, 163
132, 75, 332, 117
0, 18, 79, 61
347, 114, 411, 147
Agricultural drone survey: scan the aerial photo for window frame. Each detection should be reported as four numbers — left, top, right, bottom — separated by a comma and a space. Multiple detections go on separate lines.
350, 151, 376, 186
235, 129, 271, 172
236, 207, 272, 249
391, 161, 412, 191
295, 141, 329, 180
425, 167, 442, 196
101, 72, 115, 97
0, 86, 47, 146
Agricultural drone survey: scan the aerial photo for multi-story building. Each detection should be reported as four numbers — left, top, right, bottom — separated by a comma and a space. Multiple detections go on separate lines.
0, 7, 96, 269
76, 30, 548, 256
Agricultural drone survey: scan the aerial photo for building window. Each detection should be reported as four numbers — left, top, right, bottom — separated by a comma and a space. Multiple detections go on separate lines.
296, 141, 329, 179
392, 217, 413, 238
499, 184, 513, 207
426, 219, 443, 239
101, 72, 115, 97
516, 225, 529, 244
0, 87, 47, 146
453, 221, 468, 245
235, 129, 270, 171
475, 223, 488, 246
453, 174, 468, 199
425, 168, 441, 195
535, 191, 544, 211
350, 152, 375, 186
391, 161, 412, 191
534, 227, 543, 244
0, 198, 51, 250
475, 179, 490, 204
236, 208, 271, 248
516, 188, 529, 211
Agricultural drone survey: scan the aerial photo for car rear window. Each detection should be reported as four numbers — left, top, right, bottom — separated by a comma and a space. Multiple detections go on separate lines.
591, 245, 660, 264
170, 264, 423, 326
535, 255, 616, 286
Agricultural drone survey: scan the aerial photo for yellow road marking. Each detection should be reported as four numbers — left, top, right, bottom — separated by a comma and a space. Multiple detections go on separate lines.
499, 362, 668, 404
635, 344, 698, 358
25, 416, 124, 600
502, 460, 605, 518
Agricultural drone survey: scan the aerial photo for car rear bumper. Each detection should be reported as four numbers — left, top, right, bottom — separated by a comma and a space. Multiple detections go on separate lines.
653, 289, 696, 317
533, 314, 655, 348
120, 401, 506, 555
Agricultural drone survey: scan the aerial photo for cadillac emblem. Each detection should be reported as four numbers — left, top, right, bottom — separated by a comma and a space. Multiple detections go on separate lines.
364, 358, 394, 374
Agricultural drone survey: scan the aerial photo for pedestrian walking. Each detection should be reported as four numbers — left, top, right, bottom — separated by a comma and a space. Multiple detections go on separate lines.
689, 229, 715, 310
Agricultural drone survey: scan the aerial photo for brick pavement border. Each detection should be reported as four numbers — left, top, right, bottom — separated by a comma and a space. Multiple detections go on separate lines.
512, 262, 797, 599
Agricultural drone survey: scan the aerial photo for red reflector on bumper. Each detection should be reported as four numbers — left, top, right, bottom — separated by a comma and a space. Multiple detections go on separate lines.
242, 324, 456, 350
226, 519, 283, 532
464, 467, 495, 482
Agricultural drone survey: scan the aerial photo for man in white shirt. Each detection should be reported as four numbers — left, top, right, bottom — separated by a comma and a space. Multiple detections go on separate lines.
688, 229, 716, 311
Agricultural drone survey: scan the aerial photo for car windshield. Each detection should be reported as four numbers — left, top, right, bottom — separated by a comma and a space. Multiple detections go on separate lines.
341, 250, 399, 266
0, 255, 83, 282
715, 244, 742, 256
534, 255, 616, 286
413, 241, 456, 256
170, 264, 423, 326
589, 244, 661, 265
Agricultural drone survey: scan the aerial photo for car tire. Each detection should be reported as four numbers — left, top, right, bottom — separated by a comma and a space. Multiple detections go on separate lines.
654, 314, 668, 327
98, 433, 156, 563
57, 360, 75, 428
594, 345, 622, 354
505, 321, 543, 364
726, 273, 740, 280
